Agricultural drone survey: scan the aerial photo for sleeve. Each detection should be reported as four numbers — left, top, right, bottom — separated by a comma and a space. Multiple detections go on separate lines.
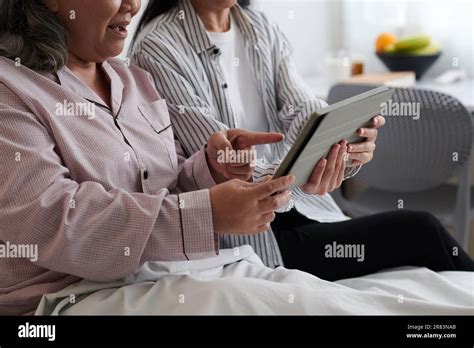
0, 97, 218, 283
175, 140, 217, 191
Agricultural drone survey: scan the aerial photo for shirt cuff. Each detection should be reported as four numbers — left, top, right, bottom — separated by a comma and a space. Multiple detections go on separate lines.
192, 147, 217, 189
291, 186, 314, 200
179, 189, 219, 259
344, 164, 362, 180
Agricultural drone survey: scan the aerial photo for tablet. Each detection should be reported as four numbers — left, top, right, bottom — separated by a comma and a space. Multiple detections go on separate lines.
273, 86, 394, 189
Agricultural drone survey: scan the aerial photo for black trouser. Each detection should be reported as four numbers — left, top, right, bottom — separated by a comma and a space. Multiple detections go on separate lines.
271, 209, 474, 281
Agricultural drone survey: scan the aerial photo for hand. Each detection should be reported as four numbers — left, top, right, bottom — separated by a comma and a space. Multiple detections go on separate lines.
346, 115, 385, 166
209, 175, 295, 234
206, 129, 284, 183
300, 140, 347, 195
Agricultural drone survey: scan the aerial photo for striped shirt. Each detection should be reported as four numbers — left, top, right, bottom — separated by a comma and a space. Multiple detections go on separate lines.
130, 0, 359, 268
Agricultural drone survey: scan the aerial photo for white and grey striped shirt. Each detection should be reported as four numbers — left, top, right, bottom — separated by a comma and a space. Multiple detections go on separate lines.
130, 0, 359, 267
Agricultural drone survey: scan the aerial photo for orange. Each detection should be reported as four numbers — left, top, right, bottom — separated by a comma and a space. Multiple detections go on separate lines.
375, 33, 398, 53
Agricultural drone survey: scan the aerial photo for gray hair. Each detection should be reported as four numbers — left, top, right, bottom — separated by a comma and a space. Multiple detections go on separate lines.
0, 0, 69, 73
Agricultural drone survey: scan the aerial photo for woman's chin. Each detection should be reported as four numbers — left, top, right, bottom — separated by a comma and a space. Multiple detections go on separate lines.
99, 45, 125, 60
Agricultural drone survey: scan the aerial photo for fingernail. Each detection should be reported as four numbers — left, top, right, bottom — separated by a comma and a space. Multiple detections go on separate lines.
289, 175, 296, 182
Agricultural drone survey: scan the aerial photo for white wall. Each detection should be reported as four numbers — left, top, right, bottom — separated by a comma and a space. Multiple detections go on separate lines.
253, 0, 344, 76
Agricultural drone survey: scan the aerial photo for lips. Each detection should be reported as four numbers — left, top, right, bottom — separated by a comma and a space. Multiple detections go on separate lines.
107, 20, 130, 38
108, 24, 127, 34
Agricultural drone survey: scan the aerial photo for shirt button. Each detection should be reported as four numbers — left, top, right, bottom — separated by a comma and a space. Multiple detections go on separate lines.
222, 83, 228, 89
213, 48, 220, 55
143, 170, 149, 180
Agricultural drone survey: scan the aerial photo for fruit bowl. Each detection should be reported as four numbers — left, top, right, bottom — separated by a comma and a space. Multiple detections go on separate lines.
376, 52, 441, 80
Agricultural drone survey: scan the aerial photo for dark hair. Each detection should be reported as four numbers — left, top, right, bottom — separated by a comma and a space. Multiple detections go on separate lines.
136, 0, 250, 35
0, 0, 69, 73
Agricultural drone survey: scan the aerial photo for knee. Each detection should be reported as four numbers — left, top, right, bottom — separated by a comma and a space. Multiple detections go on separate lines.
411, 211, 443, 234
392, 210, 442, 234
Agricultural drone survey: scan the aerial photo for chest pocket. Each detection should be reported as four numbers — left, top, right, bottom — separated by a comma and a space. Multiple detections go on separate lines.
138, 99, 178, 173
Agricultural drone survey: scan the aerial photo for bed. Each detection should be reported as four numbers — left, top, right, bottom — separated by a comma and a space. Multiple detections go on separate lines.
35, 245, 474, 315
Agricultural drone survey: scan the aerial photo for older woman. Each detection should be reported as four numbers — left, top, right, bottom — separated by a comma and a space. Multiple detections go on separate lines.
0, 0, 295, 315
131, 0, 474, 278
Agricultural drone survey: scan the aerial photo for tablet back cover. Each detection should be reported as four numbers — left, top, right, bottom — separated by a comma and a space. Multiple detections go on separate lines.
277, 86, 393, 189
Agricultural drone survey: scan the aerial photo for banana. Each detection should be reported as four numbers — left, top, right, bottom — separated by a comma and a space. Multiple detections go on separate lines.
409, 42, 440, 56
394, 35, 431, 52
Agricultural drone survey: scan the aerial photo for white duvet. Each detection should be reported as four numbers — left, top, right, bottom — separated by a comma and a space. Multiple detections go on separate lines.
36, 246, 474, 315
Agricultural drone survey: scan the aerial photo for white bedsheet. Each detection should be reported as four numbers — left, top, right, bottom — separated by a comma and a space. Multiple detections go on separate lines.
35, 246, 474, 315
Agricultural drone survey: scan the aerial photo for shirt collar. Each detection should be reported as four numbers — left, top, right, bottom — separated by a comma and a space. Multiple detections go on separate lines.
231, 3, 259, 46
103, 60, 124, 116
56, 60, 124, 116
177, 0, 259, 54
